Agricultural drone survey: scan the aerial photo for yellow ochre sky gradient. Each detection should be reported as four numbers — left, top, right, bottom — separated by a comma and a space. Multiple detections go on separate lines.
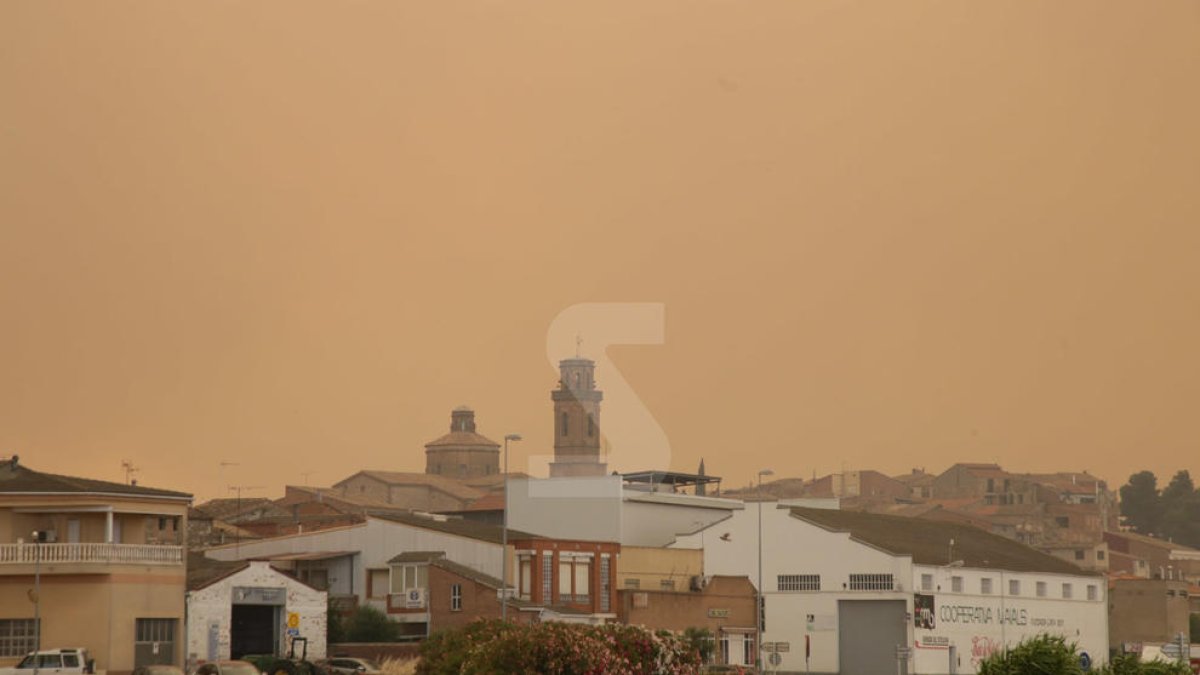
2, 2, 1199, 501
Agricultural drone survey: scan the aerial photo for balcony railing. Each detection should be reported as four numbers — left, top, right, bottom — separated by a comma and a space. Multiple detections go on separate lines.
0, 543, 183, 566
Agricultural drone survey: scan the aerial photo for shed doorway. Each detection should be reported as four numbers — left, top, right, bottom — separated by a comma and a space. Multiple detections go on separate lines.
231, 604, 281, 658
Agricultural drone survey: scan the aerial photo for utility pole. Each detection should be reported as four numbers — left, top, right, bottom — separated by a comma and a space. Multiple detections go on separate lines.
501, 434, 522, 621
757, 468, 774, 672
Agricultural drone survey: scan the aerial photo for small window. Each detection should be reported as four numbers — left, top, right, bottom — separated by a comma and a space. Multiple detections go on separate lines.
624, 578, 640, 589
561, 412, 569, 436
1097, 550, 1105, 560
451, 584, 462, 611
921, 574, 933, 591
38, 656, 62, 669
1056, 516, 1070, 528
778, 574, 821, 592
980, 578, 993, 594
1074, 550, 1085, 561
587, 415, 595, 437
660, 579, 675, 591
62, 655, 80, 668
1086, 585, 1097, 601
848, 574, 894, 591
1062, 583, 1073, 599
0, 619, 39, 658
1009, 579, 1020, 596
951, 576, 963, 592
1036, 581, 1047, 597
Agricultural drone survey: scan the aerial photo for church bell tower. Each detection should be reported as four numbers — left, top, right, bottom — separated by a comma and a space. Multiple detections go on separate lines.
549, 357, 607, 477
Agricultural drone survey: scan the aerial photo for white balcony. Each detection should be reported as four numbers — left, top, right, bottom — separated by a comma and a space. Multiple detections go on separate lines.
0, 542, 184, 566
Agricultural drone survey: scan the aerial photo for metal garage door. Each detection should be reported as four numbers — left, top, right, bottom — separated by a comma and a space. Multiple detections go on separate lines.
837, 600, 907, 675
134, 618, 178, 666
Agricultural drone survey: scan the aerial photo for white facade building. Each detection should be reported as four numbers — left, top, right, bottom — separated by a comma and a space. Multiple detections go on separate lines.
507, 475, 742, 546
186, 561, 327, 664
203, 513, 512, 612
672, 504, 1109, 675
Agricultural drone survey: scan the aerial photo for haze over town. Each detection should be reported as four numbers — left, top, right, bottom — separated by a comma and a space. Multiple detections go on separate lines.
3, 2, 1199, 502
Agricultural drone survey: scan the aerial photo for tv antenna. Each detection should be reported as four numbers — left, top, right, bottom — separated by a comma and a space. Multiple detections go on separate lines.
121, 460, 139, 485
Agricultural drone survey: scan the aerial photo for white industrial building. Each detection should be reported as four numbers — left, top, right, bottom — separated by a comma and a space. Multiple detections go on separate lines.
187, 560, 327, 664
672, 504, 1109, 675
507, 474, 742, 546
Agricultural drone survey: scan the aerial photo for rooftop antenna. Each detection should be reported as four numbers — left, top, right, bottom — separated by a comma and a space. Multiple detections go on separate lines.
121, 460, 139, 485
300, 471, 313, 486
228, 485, 264, 556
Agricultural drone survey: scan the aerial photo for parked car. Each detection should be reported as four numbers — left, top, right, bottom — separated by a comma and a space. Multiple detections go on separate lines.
0, 649, 94, 675
191, 661, 262, 675
133, 666, 186, 675
324, 659, 380, 675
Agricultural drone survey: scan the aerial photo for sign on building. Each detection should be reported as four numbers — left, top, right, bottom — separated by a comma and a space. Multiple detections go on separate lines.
233, 587, 286, 605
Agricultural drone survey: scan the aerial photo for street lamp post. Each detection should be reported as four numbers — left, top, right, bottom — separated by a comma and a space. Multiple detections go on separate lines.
501, 433, 522, 622
32, 530, 42, 675
757, 468, 774, 672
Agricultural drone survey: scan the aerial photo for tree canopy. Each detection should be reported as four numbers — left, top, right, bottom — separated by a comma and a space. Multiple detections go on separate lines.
1120, 470, 1200, 549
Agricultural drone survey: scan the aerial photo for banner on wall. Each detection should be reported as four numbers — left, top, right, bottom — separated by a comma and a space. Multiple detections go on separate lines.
914, 594, 936, 629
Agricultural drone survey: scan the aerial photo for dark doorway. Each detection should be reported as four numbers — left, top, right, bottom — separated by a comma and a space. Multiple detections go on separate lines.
231, 605, 278, 659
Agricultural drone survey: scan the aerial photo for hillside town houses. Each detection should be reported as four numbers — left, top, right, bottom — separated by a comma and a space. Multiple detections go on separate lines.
4, 358, 1200, 673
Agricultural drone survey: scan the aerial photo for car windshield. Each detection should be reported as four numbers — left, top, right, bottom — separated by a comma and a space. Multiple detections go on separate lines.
223, 663, 261, 675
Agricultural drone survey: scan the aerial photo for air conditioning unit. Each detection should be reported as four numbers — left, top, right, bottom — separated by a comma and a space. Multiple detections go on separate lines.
689, 575, 709, 591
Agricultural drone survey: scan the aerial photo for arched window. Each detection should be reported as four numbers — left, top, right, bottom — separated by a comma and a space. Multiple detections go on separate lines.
588, 415, 595, 437
561, 412, 569, 436
574, 373, 581, 388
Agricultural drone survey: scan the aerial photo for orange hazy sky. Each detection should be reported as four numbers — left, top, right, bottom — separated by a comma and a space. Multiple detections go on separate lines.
2, 2, 1199, 502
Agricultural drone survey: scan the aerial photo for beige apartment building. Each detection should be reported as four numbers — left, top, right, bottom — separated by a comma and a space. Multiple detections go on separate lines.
0, 457, 191, 674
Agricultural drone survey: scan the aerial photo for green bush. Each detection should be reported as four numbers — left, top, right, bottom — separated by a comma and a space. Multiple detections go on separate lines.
1098, 652, 1191, 675
977, 634, 1083, 675
978, 635, 1192, 675
343, 605, 400, 643
681, 627, 715, 665
417, 620, 703, 675
327, 600, 347, 644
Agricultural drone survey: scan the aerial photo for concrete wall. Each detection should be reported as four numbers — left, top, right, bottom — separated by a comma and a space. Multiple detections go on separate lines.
186, 561, 327, 664
508, 476, 624, 543
0, 567, 186, 674
617, 575, 756, 635
620, 494, 738, 547
1109, 578, 1192, 646
618, 547, 702, 591
507, 477, 740, 547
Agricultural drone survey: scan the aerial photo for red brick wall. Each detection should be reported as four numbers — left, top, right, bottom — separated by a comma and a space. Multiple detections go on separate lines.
426, 564, 536, 631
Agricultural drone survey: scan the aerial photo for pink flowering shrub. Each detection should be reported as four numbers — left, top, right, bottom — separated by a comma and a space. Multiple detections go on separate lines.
417, 620, 704, 675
